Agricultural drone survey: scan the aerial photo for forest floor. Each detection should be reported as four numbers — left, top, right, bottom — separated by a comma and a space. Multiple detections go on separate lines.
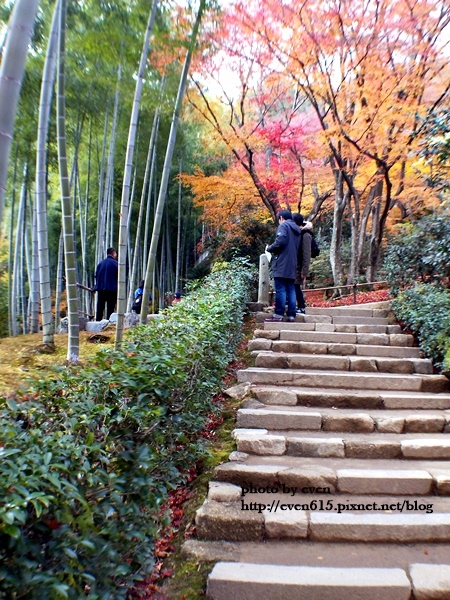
0, 327, 116, 396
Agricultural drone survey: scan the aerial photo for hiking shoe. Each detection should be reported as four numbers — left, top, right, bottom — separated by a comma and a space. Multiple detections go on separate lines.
296, 309, 306, 314
287, 316, 295, 322
265, 315, 283, 322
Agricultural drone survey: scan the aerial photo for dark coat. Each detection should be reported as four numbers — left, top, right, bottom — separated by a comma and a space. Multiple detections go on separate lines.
95, 255, 118, 291
267, 219, 301, 279
296, 222, 313, 283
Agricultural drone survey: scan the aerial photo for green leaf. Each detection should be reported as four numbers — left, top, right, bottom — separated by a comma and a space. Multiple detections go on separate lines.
6, 398, 19, 411
63, 548, 78, 560
50, 584, 70, 598
2, 525, 21, 539
43, 452, 53, 466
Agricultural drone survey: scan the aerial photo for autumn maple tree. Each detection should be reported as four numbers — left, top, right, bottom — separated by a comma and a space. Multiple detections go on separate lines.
189, 0, 450, 284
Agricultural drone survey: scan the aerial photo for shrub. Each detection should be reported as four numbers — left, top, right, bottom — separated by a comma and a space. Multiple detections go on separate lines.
0, 258, 255, 599
392, 283, 450, 368
384, 213, 450, 294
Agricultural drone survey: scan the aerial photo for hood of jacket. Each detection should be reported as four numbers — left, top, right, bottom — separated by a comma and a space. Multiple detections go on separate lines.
284, 219, 301, 236
302, 221, 313, 233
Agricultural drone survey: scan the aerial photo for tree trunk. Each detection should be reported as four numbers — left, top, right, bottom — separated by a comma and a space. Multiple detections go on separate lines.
36, 0, 60, 345
12, 170, 27, 335
0, 0, 40, 230
55, 231, 64, 328
143, 123, 159, 273
126, 110, 160, 312
115, 0, 159, 346
57, 0, 79, 362
141, 0, 206, 323
30, 196, 40, 333
175, 158, 182, 294
97, 63, 122, 267
329, 171, 346, 287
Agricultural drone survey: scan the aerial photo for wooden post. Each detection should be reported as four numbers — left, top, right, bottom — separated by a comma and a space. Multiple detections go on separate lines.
258, 253, 270, 305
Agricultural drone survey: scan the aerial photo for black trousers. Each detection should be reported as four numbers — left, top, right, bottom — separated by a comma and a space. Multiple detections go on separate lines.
96, 290, 117, 321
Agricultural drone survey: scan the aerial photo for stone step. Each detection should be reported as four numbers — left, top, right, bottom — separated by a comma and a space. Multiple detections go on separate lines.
253, 351, 432, 375
232, 428, 450, 460
257, 323, 402, 335
213, 456, 450, 495
250, 338, 422, 358
207, 562, 411, 600
185, 541, 450, 599
249, 385, 450, 410
238, 368, 450, 393
237, 406, 450, 433
261, 327, 414, 347
306, 305, 391, 317
184, 537, 450, 572
196, 496, 450, 543
259, 314, 391, 326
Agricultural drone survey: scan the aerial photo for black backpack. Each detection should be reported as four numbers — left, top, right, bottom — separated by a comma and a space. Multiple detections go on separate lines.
311, 235, 320, 258
132, 293, 143, 314
302, 229, 320, 259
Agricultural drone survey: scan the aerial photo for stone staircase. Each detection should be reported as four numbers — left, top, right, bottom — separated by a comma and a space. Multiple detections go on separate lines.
182, 302, 450, 599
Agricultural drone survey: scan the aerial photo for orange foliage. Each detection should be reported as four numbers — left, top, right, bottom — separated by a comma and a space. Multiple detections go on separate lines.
181, 165, 267, 232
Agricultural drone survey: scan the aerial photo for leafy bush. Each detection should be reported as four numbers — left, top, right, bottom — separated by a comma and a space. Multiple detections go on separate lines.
384, 213, 450, 294
0, 258, 255, 599
392, 283, 450, 368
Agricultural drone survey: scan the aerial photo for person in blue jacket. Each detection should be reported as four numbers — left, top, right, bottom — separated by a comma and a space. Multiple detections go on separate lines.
265, 209, 301, 322
94, 247, 118, 320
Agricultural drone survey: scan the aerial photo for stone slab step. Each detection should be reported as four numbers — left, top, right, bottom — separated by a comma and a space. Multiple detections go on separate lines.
207, 562, 411, 599
255, 311, 391, 329
257, 323, 402, 335
233, 429, 450, 459
250, 338, 422, 358
187, 542, 450, 598
310, 512, 450, 543
250, 385, 450, 410
254, 351, 432, 375
263, 328, 414, 347
263, 316, 393, 329
237, 406, 450, 433
183, 538, 450, 571
214, 457, 450, 495
196, 497, 450, 543
207, 483, 450, 511
238, 368, 450, 393
306, 305, 390, 317
207, 563, 411, 600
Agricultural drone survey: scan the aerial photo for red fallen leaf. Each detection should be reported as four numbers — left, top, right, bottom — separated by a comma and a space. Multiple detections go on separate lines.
161, 569, 172, 578
45, 519, 60, 530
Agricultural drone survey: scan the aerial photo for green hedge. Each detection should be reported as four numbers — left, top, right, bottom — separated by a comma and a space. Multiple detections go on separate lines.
0, 258, 254, 599
392, 284, 450, 369
383, 214, 450, 295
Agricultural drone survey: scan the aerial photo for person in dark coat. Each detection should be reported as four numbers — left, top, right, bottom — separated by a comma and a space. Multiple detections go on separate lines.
94, 247, 118, 320
293, 213, 313, 314
265, 209, 301, 322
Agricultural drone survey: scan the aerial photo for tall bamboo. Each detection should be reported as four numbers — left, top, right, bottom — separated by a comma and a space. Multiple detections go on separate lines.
36, 0, 60, 346
57, 0, 79, 362
115, 0, 159, 346
0, 0, 40, 230
140, 0, 206, 322
175, 158, 182, 294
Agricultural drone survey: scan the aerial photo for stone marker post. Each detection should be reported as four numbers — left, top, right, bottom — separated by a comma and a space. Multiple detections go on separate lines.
258, 253, 270, 305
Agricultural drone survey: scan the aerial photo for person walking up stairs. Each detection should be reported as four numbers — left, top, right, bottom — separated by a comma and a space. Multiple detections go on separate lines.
183, 301, 450, 599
